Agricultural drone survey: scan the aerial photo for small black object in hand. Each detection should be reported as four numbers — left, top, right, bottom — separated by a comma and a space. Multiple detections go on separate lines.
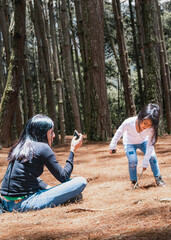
112, 149, 116, 153
74, 130, 79, 140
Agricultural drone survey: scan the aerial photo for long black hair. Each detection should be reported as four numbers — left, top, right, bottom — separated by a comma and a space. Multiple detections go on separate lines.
137, 103, 160, 145
7, 114, 54, 162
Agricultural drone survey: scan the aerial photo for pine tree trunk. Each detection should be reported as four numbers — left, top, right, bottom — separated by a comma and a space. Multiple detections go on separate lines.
81, 0, 112, 140
140, 0, 164, 132
129, 0, 144, 106
61, 0, 81, 132
29, 2, 45, 113
80, 0, 93, 139
48, 0, 66, 144
15, 93, 23, 138
23, 45, 34, 119
57, 5, 74, 134
0, 32, 4, 98
155, 0, 171, 133
105, 18, 121, 72
0, 0, 26, 147
33, 0, 59, 144
68, 0, 85, 129
112, 0, 136, 117
135, 0, 148, 94
74, 0, 89, 133
0, 0, 10, 67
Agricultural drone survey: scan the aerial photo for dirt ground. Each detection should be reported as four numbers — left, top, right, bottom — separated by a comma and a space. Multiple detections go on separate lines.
0, 134, 171, 240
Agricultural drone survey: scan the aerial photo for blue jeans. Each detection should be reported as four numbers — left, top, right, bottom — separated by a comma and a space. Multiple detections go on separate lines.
124, 141, 160, 181
1, 177, 87, 213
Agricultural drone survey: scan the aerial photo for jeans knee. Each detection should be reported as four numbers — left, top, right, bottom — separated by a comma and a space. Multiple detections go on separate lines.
72, 176, 87, 189
129, 161, 137, 167
149, 156, 157, 164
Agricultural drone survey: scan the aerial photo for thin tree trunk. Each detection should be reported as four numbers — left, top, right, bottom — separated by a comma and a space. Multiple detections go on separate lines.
29, 3, 45, 113
48, 0, 66, 144
129, 0, 144, 106
0, 32, 4, 98
22, 69, 29, 124
61, 0, 81, 132
112, 0, 136, 117
23, 45, 34, 119
0, 0, 10, 67
80, 0, 92, 139
105, 18, 120, 70
155, 0, 171, 132
15, 93, 23, 138
74, 0, 88, 131
33, 0, 59, 144
135, 0, 148, 94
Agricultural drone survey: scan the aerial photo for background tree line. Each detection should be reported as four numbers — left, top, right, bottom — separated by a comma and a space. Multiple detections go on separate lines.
0, 0, 170, 147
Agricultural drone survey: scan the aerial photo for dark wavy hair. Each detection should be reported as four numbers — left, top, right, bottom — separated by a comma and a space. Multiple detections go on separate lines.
137, 103, 160, 145
7, 114, 54, 162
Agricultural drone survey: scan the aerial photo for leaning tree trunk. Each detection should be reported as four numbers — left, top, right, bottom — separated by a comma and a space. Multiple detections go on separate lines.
112, 0, 136, 117
61, 0, 81, 132
0, 0, 26, 147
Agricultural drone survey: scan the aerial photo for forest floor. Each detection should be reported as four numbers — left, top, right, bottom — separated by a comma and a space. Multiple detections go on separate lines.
0, 134, 171, 240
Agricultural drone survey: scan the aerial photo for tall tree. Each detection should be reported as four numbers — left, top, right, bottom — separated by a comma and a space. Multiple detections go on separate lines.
33, 0, 59, 144
129, 0, 144, 107
155, 0, 171, 133
0, 0, 26, 146
138, 0, 170, 133
81, 0, 111, 140
61, 0, 81, 132
0, 0, 10, 67
112, 0, 136, 117
48, 0, 66, 144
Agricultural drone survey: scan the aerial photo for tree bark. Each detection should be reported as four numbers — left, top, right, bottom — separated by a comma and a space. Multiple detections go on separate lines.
112, 0, 136, 117
81, 0, 112, 140
0, 0, 10, 67
29, 1, 45, 113
34, 0, 59, 144
0, 32, 4, 98
135, 0, 148, 95
48, 0, 66, 144
61, 0, 81, 132
23, 44, 35, 120
129, 0, 144, 106
0, 0, 26, 146
140, 0, 164, 132
155, 0, 171, 132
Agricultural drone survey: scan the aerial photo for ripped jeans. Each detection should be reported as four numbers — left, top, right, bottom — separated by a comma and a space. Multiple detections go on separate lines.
124, 141, 160, 181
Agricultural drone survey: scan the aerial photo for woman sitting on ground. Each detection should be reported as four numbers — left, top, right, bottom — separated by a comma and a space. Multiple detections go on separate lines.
0, 114, 87, 213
